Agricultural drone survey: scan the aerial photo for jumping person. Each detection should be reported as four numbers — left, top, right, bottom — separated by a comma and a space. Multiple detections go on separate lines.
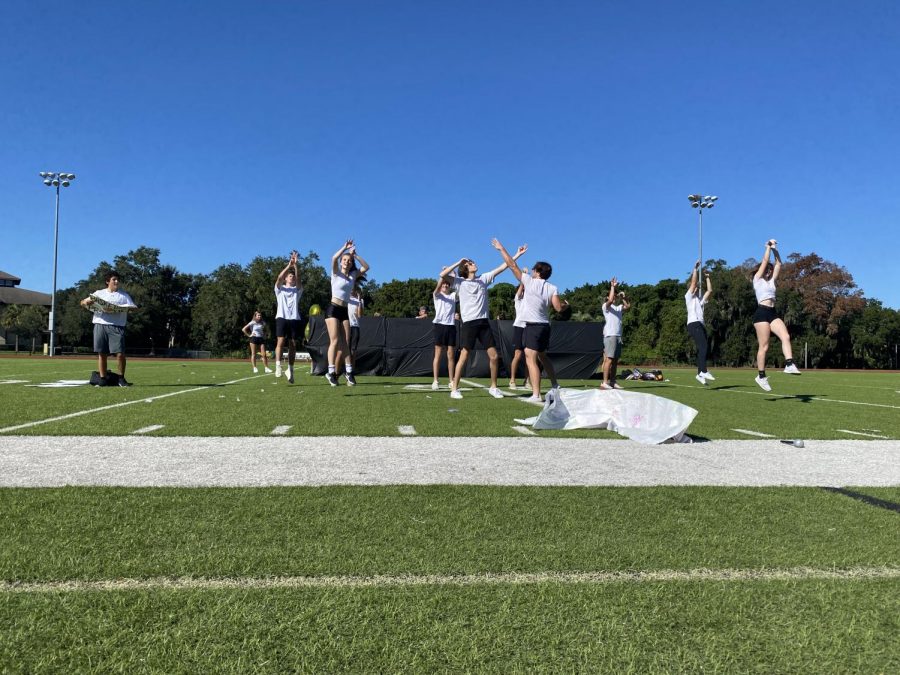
80, 270, 137, 387
274, 251, 303, 384
508, 269, 529, 390
493, 240, 568, 402
752, 239, 800, 391
242, 311, 273, 374
686, 261, 714, 385
325, 239, 370, 387
601, 277, 630, 390
440, 241, 527, 399
431, 275, 458, 391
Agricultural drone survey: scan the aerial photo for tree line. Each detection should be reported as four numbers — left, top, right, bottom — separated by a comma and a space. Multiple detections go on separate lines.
4, 245, 897, 368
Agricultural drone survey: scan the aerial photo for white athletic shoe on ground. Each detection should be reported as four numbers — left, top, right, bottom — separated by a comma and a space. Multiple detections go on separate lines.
700, 371, 715, 381
275, 363, 282, 378
431, 380, 440, 391
253, 367, 259, 374
264, 367, 273, 374
784, 364, 801, 375
600, 383, 612, 390
755, 375, 772, 392
450, 389, 463, 400
695, 373, 707, 385
488, 387, 504, 399
527, 394, 542, 403
508, 381, 517, 390
612, 383, 624, 390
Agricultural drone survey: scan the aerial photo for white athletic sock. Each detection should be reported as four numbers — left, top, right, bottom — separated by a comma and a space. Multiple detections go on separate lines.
328, 365, 336, 374
346, 365, 353, 373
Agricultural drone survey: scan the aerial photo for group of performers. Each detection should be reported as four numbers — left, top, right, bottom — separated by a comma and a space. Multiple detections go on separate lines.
246, 238, 800, 400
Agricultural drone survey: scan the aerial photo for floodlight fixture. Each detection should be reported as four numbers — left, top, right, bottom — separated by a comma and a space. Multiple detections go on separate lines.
38, 171, 77, 358
687, 192, 719, 270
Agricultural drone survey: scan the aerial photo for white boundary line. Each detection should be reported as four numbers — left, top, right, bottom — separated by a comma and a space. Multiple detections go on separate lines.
271, 425, 293, 436
512, 425, 537, 436
398, 425, 417, 436
4, 566, 898, 593
665, 381, 900, 410
132, 425, 165, 435
0, 374, 264, 434
836, 429, 890, 439
731, 428, 776, 438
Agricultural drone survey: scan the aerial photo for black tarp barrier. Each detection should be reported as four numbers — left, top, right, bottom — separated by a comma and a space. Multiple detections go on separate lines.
305, 316, 604, 379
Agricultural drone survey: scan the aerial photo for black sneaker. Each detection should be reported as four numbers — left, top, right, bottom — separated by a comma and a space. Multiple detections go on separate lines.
346, 373, 356, 387
325, 372, 338, 387
117, 378, 132, 387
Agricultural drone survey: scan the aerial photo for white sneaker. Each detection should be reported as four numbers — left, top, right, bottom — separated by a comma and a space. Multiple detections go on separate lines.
784, 364, 801, 375
450, 389, 463, 400
508, 381, 517, 390
264, 367, 273, 374
488, 387, 504, 399
527, 394, 542, 403
700, 371, 715, 381
695, 373, 707, 385
755, 375, 772, 392
253, 367, 259, 374
612, 383, 624, 390
275, 363, 282, 378
600, 383, 612, 390
431, 380, 440, 391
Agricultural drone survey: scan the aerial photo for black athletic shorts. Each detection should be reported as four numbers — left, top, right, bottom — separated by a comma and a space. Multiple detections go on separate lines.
276, 317, 303, 339
325, 303, 349, 322
753, 304, 778, 324
249, 336, 265, 346
511, 325, 525, 351
523, 323, 551, 352
349, 325, 360, 353
460, 319, 495, 351
433, 323, 457, 347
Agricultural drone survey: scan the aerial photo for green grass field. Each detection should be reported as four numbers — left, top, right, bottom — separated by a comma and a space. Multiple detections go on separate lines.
1, 357, 899, 671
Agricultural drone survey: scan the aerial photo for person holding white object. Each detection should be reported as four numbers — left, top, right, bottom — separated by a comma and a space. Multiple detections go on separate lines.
685, 261, 714, 385
752, 239, 800, 392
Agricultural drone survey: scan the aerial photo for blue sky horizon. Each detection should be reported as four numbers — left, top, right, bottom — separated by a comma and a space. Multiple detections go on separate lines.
3, 1, 899, 308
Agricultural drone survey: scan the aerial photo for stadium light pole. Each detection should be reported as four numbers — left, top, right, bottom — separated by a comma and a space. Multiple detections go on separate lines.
688, 194, 718, 267
39, 171, 76, 357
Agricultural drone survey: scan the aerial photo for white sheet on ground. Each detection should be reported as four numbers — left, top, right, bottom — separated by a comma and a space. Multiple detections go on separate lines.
515, 388, 698, 445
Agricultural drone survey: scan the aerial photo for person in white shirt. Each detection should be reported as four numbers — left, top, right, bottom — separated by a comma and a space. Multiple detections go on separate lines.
439, 241, 526, 399
242, 311, 273, 374
79, 271, 137, 387
325, 239, 370, 387
508, 270, 529, 390
274, 251, 303, 383
346, 280, 365, 374
431, 276, 457, 390
493, 240, 568, 402
686, 261, 714, 385
601, 277, 630, 390
752, 239, 800, 392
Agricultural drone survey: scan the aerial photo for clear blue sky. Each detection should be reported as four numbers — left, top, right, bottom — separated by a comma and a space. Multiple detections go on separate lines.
3, 1, 899, 308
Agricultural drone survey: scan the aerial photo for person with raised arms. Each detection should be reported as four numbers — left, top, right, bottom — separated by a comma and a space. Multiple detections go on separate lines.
493, 240, 568, 402
431, 275, 458, 391
273, 251, 303, 384
600, 277, 630, 390
686, 261, 714, 385
752, 239, 800, 391
325, 239, 370, 387
440, 241, 527, 400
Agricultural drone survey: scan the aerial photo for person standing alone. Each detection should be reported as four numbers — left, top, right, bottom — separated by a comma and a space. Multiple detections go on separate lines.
80, 271, 137, 387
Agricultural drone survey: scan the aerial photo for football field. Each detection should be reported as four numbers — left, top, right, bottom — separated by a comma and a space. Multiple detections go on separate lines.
1, 357, 898, 671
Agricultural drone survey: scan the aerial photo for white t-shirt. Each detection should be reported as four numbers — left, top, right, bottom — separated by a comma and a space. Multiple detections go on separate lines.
91, 288, 135, 327
753, 277, 776, 304
348, 296, 363, 327
433, 291, 457, 326
247, 320, 265, 338
602, 303, 624, 337
275, 284, 302, 320
331, 270, 358, 303
520, 276, 558, 324
685, 291, 706, 325
453, 272, 497, 323
513, 293, 526, 328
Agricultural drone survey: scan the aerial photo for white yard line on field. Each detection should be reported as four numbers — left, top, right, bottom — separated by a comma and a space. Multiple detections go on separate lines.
512, 425, 537, 436
0, 374, 265, 434
398, 425, 417, 436
731, 429, 776, 438
132, 425, 165, 435
666, 381, 900, 410
4, 566, 899, 594
271, 425, 293, 436
460, 379, 521, 398
836, 429, 890, 439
